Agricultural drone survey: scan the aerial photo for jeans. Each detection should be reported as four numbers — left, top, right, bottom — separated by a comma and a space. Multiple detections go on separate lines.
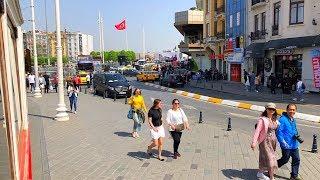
69, 95, 78, 111
295, 91, 304, 100
170, 131, 182, 153
133, 112, 142, 132
278, 148, 300, 178
30, 83, 35, 92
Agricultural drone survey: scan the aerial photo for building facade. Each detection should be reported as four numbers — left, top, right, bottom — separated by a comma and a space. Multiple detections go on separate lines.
225, 0, 247, 82
174, 1, 205, 70
23, 30, 49, 57
246, 0, 320, 92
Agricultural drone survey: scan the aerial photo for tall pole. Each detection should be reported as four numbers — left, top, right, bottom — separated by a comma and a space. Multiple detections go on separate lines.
142, 26, 145, 59
54, 0, 69, 121
125, 30, 128, 51
44, 0, 50, 66
98, 12, 103, 63
101, 16, 105, 63
31, 0, 42, 98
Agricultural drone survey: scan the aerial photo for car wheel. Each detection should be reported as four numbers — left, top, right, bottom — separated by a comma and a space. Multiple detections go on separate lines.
103, 90, 109, 99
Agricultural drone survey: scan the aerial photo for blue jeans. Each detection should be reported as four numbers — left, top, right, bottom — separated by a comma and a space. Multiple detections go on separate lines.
133, 112, 142, 132
69, 95, 78, 111
277, 148, 300, 178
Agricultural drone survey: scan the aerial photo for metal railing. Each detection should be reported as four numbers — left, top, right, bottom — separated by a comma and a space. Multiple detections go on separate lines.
252, 0, 266, 6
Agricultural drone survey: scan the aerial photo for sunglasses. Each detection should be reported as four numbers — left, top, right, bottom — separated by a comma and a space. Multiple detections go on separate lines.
267, 108, 276, 111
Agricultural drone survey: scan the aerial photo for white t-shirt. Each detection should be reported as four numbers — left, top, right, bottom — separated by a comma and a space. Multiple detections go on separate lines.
86, 74, 90, 82
166, 108, 188, 131
28, 75, 35, 84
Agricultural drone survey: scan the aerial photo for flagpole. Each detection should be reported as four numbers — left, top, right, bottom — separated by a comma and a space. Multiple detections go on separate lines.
142, 26, 145, 60
98, 12, 103, 63
125, 30, 128, 51
101, 16, 105, 63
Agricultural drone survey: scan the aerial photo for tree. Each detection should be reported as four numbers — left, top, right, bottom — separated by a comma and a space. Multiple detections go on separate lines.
190, 58, 199, 71
109, 50, 118, 61
125, 51, 136, 61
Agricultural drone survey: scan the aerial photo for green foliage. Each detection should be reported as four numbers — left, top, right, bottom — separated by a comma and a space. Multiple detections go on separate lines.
31, 56, 69, 66
190, 58, 199, 71
90, 50, 136, 62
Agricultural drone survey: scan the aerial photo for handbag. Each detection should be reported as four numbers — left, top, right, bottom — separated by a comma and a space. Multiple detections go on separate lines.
127, 108, 133, 119
174, 123, 185, 132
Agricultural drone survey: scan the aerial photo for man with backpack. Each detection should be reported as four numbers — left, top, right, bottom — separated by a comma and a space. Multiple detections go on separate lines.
293, 78, 306, 102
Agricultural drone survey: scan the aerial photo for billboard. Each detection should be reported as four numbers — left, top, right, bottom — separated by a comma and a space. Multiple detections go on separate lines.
311, 49, 320, 88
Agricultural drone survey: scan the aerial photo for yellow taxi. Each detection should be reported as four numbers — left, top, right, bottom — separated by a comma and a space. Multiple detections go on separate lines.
136, 71, 159, 82
78, 71, 89, 85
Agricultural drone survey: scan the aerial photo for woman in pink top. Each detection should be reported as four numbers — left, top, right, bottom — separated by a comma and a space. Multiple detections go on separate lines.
251, 103, 279, 180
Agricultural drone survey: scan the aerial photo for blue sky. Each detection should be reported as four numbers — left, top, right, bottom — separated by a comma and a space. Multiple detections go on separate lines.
21, 0, 196, 52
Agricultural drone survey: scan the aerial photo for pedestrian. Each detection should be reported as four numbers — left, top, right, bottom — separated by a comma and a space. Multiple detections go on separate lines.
245, 75, 250, 91
276, 104, 302, 180
26, 73, 30, 91
128, 88, 147, 138
251, 103, 279, 180
244, 70, 248, 83
39, 74, 45, 94
52, 73, 58, 93
28, 73, 35, 93
293, 78, 306, 102
43, 72, 50, 93
166, 99, 190, 159
86, 73, 91, 89
269, 73, 277, 94
249, 71, 255, 91
255, 74, 261, 92
67, 84, 79, 114
147, 99, 165, 161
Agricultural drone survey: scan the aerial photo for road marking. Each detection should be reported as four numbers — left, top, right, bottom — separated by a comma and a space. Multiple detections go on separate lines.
229, 112, 320, 129
183, 104, 198, 110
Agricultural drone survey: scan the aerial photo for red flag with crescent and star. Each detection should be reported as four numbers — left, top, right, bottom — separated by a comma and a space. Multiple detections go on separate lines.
115, 19, 126, 30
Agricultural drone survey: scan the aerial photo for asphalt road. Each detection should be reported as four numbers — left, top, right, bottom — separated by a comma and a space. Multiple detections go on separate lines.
126, 79, 320, 150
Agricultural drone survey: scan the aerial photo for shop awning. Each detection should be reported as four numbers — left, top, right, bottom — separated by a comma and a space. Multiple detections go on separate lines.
265, 35, 320, 50
245, 43, 265, 58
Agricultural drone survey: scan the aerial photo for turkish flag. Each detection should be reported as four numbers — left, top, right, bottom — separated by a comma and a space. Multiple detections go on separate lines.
115, 20, 126, 30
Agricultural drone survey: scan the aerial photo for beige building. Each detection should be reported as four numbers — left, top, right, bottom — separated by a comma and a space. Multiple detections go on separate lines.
48, 31, 68, 57
203, 0, 227, 74
23, 30, 49, 57
246, 0, 320, 92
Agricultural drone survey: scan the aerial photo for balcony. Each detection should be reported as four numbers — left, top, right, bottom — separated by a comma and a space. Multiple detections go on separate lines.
178, 40, 204, 54
272, 25, 279, 36
251, 0, 267, 9
216, 4, 225, 18
216, 31, 225, 40
174, 10, 203, 26
250, 30, 267, 41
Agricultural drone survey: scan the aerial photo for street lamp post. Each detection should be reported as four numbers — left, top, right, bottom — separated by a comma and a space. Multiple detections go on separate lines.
30, 0, 42, 98
54, 0, 69, 121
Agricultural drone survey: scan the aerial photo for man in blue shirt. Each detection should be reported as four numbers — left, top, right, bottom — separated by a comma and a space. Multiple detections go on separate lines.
276, 104, 301, 180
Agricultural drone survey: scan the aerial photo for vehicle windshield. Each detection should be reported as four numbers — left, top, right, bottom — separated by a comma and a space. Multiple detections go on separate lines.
105, 74, 126, 82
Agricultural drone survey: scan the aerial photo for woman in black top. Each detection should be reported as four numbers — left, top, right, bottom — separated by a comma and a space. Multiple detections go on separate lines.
147, 99, 165, 161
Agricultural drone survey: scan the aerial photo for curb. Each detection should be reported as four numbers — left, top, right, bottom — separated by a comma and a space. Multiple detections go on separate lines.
144, 82, 320, 123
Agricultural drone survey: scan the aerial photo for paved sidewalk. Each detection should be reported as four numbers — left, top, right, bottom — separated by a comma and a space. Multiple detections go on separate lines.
28, 92, 320, 180
0, 100, 10, 180
186, 80, 320, 116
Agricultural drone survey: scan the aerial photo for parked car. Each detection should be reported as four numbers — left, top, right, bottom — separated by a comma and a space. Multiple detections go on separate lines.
123, 69, 139, 77
92, 73, 132, 99
159, 73, 185, 87
136, 71, 159, 82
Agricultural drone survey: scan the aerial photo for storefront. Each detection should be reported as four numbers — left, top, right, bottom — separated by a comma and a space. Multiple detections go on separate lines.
226, 48, 244, 82
274, 48, 302, 80
244, 42, 266, 75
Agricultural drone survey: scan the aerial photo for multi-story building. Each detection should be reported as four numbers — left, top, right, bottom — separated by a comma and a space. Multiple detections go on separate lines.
78, 33, 94, 56
66, 32, 78, 60
203, 0, 227, 75
48, 31, 68, 57
23, 30, 49, 57
174, 0, 205, 69
225, 0, 247, 82
66, 32, 94, 60
246, 0, 320, 92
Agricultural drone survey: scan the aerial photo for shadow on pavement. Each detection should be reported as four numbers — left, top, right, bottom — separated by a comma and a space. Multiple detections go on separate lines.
28, 114, 54, 121
221, 168, 257, 179
114, 131, 132, 137
127, 151, 150, 161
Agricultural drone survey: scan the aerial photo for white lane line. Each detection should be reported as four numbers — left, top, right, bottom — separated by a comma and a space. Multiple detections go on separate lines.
229, 112, 320, 129
183, 104, 198, 110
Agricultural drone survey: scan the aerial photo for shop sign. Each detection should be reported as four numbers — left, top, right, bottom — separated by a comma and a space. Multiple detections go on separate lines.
311, 49, 320, 88
227, 48, 244, 63
275, 49, 293, 55
209, 53, 224, 60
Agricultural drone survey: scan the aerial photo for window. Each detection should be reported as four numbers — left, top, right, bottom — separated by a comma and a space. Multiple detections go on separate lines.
230, 15, 233, 28
206, 23, 210, 37
290, 0, 304, 24
236, 12, 240, 26
254, 14, 259, 32
261, 12, 266, 31
274, 2, 280, 26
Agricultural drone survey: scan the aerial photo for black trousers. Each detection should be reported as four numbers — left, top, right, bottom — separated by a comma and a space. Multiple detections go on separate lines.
170, 131, 182, 153
45, 85, 49, 93
278, 148, 300, 178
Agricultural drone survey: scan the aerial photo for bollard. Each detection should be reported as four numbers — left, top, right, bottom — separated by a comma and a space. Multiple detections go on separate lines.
84, 87, 87, 94
114, 93, 117, 102
199, 111, 203, 123
220, 85, 223, 91
312, 134, 318, 153
227, 117, 232, 131
125, 95, 128, 104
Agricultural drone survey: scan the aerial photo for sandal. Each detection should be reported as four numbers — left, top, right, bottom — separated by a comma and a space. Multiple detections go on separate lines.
157, 157, 165, 161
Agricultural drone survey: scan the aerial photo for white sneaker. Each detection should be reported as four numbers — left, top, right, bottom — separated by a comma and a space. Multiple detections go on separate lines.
74, 111, 77, 114
257, 172, 270, 180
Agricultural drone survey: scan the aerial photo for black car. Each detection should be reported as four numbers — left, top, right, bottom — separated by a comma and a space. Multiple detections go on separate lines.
159, 73, 186, 87
122, 69, 139, 77
93, 73, 132, 99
